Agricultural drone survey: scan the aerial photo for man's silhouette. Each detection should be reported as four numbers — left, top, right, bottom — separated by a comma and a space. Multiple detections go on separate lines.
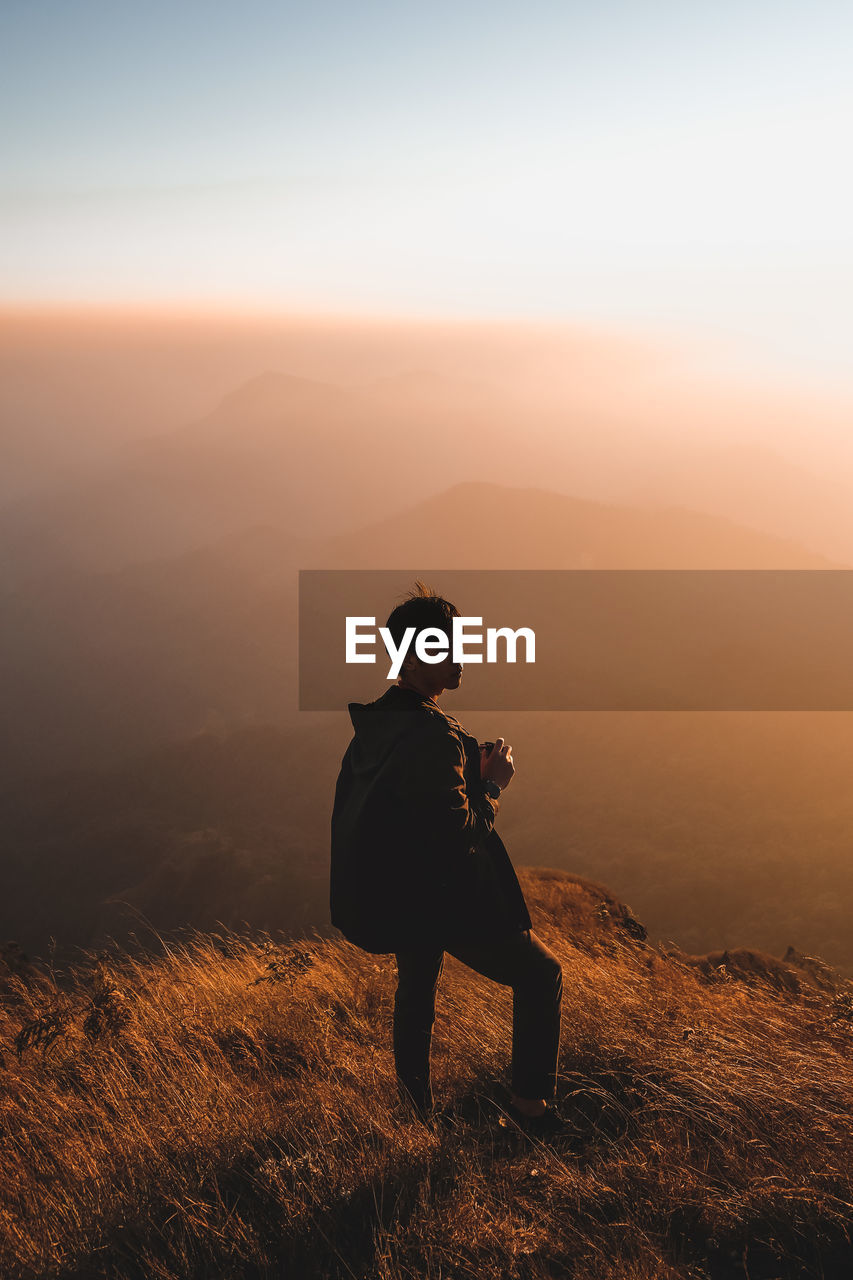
331, 583, 563, 1129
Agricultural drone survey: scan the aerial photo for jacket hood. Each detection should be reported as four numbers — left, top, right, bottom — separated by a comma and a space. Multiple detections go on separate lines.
346, 685, 440, 777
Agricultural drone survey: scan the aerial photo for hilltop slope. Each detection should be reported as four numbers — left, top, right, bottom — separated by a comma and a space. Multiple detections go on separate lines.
3, 869, 853, 1280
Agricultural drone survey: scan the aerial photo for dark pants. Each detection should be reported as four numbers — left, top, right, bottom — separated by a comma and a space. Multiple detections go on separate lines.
393, 929, 562, 1114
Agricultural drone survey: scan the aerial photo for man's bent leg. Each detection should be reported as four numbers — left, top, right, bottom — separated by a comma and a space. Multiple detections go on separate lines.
393, 948, 444, 1115
446, 930, 562, 1102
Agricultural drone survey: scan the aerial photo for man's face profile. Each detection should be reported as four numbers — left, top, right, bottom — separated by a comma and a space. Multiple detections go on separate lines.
400, 641, 463, 698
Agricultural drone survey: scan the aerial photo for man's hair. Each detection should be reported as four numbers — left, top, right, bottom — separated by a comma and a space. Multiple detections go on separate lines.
384, 580, 460, 649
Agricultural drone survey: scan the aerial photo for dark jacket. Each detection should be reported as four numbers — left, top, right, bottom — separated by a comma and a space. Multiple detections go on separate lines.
330, 684, 532, 953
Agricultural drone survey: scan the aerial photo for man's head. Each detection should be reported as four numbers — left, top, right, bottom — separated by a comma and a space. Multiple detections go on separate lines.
384, 581, 462, 697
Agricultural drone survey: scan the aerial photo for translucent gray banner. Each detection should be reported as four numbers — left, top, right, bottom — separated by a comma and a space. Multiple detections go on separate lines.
298, 569, 853, 710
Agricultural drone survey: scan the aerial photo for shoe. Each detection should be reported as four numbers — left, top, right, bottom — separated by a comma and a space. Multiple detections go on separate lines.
507, 1105, 583, 1144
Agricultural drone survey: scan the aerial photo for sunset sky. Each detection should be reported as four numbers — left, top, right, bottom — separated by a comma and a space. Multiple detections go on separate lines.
3, 1, 852, 386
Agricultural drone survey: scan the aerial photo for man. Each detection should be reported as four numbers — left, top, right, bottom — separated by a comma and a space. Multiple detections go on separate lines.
330, 583, 564, 1132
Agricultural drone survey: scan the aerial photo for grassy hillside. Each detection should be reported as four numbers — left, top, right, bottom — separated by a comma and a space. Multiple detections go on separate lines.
3, 870, 853, 1279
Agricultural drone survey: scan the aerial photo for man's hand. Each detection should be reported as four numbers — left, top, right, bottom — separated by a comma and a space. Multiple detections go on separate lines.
480, 737, 514, 790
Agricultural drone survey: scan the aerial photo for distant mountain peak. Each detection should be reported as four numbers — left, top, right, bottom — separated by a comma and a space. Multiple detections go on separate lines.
214, 371, 350, 417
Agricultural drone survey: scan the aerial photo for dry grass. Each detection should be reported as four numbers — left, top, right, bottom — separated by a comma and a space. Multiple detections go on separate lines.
3, 869, 853, 1279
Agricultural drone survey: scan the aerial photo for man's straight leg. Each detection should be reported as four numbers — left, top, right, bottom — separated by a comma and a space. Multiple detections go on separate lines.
446, 930, 562, 1102
393, 947, 444, 1115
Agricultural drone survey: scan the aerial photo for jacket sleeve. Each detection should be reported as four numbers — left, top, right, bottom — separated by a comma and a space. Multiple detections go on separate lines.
395, 719, 498, 855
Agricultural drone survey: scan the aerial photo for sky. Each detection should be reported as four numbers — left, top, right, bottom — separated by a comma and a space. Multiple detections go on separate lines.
2, 0, 852, 388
